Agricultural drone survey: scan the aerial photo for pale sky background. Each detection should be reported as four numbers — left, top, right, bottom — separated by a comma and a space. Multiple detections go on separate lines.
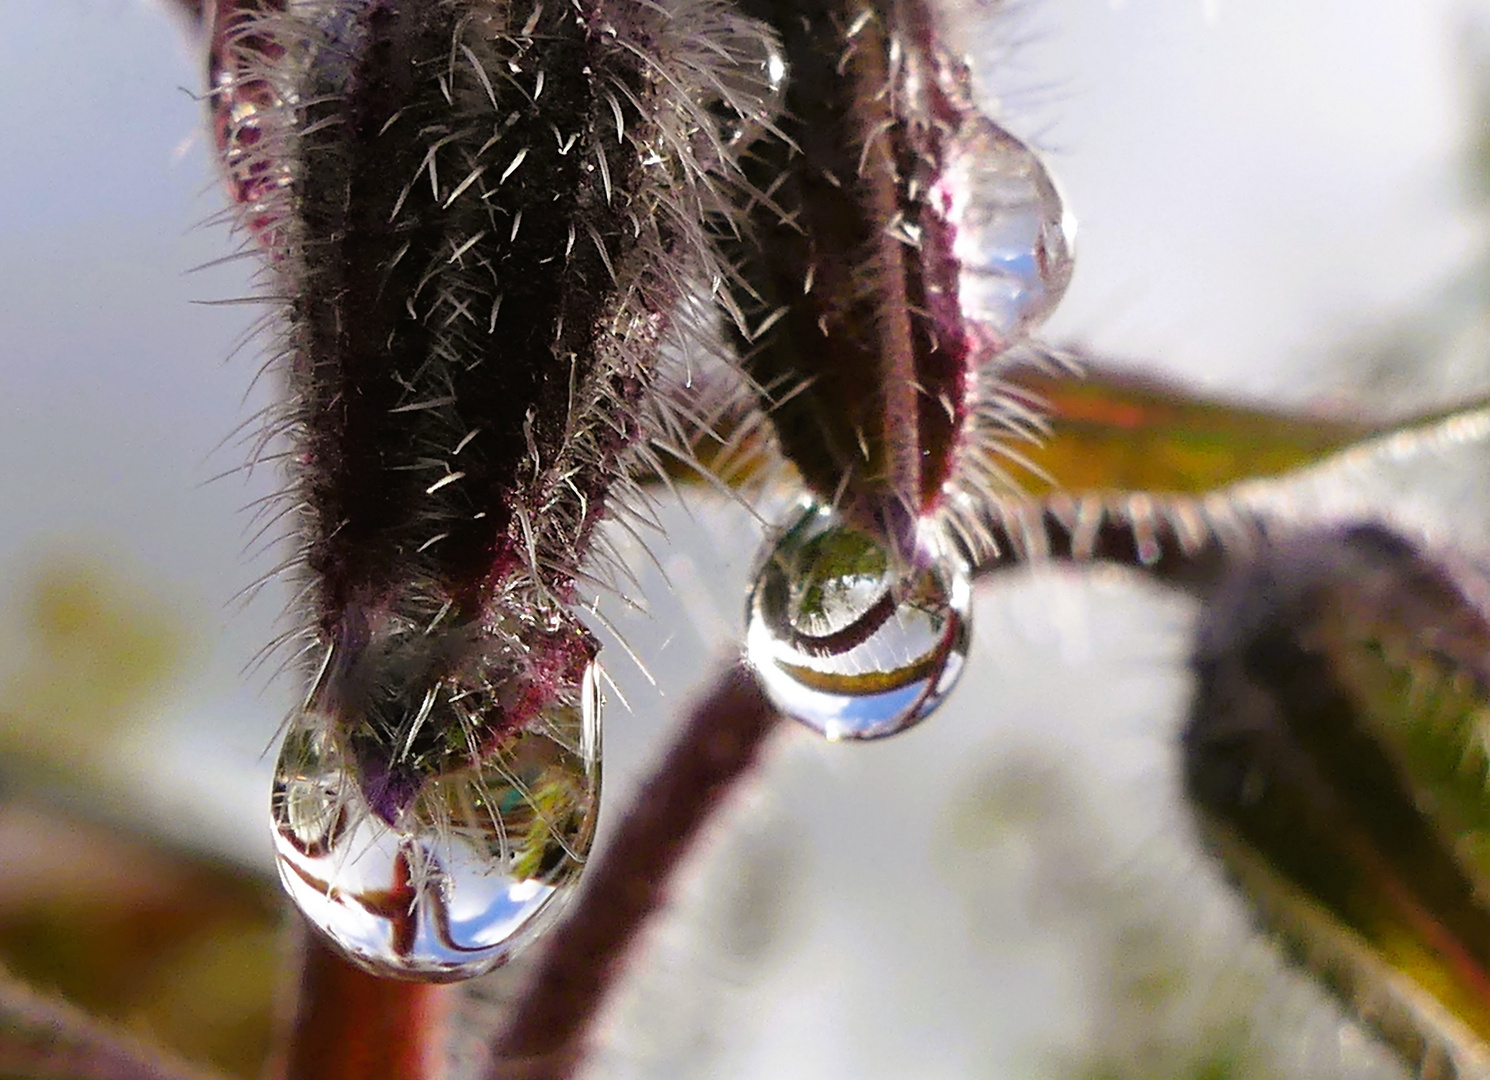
2, 2, 1488, 1078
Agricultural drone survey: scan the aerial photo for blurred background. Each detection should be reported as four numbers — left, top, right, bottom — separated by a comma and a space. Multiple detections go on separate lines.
3, 1, 1490, 1077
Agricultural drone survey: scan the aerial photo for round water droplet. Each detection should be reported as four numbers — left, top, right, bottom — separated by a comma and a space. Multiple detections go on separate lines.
701, 19, 788, 151
929, 116, 1074, 348
271, 659, 601, 982
745, 507, 971, 741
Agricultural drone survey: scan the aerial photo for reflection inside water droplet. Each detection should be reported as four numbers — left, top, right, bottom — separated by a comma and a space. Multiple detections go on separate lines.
930, 116, 1074, 348
746, 506, 971, 741
271, 660, 601, 981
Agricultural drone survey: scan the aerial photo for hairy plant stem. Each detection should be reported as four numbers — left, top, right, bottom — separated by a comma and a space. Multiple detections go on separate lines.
969, 492, 1257, 595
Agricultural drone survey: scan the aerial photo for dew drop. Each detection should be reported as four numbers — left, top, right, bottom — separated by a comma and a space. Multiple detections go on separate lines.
271, 660, 602, 982
705, 21, 789, 150
745, 506, 971, 741
929, 116, 1074, 348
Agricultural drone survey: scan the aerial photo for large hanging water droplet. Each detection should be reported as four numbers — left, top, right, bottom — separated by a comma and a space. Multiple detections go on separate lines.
271, 659, 602, 982
929, 116, 1074, 349
745, 507, 971, 741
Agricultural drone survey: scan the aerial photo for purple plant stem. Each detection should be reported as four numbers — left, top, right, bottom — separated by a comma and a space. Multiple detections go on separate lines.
968, 493, 1257, 594
482, 664, 780, 1080
0, 968, 230, 1080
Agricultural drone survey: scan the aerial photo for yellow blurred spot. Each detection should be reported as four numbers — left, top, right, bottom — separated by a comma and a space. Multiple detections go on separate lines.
0, 553, 191, 778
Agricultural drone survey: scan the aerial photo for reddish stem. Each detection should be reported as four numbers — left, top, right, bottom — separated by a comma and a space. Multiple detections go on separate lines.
272, 927, 451, 1080
483, 665, 780, 1079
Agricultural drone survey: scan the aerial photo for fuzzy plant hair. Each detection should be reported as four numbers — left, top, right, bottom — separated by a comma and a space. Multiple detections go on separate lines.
208, 0, 785, 825
205, 0, 1096, 995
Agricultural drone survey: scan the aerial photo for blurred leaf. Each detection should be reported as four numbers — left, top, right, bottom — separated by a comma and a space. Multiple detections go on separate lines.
1009, 361, 1490, 497
0, 554, 280, 1079
1186, 528, 1490, 1077
0, 803, 279, 1080
0, 557, 188, 788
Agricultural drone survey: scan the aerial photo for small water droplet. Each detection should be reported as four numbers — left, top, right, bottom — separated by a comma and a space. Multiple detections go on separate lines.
271, 660, 602, 981
745, 506, 971, 740
704, 21, 788, 149
930, 116, 1074, 348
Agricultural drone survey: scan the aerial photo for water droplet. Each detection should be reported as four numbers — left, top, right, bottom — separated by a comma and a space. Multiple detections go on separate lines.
705, 21, 789, 150
271, 659, 602, 981
929, 116, 1074, 348
745, 506, 971, 741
